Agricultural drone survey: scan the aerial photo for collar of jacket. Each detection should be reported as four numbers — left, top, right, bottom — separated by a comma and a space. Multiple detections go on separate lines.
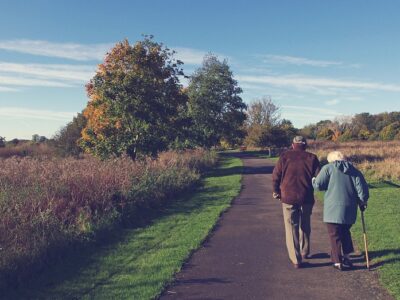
292, 144, 306, 151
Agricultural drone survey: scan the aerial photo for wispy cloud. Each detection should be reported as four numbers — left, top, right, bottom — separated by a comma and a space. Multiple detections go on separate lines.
262, 54, 343, 67
282, 105, 341, 121
0, 62, 95, 82
0, 86, 19, 92
0, 39, 112, 61
0, 107, 75, 121
0, 75, 74, 88
236, 74, 400, 92
0, 39, 218, 65
325, 99, 340, 106
174, 47, 207, 65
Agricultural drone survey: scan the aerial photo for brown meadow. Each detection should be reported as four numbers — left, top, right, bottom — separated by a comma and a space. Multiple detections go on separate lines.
308, 140, 400, 181
0, 149, 216, 289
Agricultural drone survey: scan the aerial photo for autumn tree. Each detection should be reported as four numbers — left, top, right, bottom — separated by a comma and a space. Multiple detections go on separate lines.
80, 37, 187, 159
187, 54, 247, 148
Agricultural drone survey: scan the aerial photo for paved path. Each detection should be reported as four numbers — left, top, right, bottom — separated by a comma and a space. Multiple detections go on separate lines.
160, 154, 392, 300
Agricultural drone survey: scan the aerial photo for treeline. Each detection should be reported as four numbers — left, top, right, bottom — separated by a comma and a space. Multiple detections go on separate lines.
300, 112, 400, 142
52, 36, 247, 159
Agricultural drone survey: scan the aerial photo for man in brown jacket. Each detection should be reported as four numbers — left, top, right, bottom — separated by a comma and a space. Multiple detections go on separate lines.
272, 136, 320, 268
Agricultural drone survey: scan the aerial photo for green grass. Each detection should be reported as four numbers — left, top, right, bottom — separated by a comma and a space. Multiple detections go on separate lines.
4, 155, 242, 300
316, 182, 400, 299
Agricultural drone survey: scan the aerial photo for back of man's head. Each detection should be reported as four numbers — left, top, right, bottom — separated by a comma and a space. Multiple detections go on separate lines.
292, 136, 307, 150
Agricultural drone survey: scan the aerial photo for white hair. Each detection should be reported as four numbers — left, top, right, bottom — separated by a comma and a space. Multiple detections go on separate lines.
327, 151, 346, 163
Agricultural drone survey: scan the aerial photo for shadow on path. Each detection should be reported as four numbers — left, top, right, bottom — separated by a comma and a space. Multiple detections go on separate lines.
368, 248, 400, 269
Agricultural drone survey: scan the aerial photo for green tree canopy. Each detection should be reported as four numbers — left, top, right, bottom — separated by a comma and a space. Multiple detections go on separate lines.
187, 54, 247, 148
54, 112, 87, 156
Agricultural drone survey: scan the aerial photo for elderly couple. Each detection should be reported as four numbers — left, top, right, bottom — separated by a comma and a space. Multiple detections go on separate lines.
272, 136, 369, 270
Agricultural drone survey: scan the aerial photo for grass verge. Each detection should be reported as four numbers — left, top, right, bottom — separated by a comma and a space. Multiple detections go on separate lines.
4, 155, 242, 300
316, 181, 400, 299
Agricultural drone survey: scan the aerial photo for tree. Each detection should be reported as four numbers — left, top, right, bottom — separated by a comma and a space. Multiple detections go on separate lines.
353, 113, 374, 134
32, 134, 47, 143
10, 138, 19, 146
244, 98, 296, 148
54, 113, 87, 156
32, 134, 40, 143
328, 116, 353, 142
379, 122, 400, 140
80, 37, 187, 159
245, 96, 281, 128
317, 127, 334, 140
300, 124, 318, 140
187, 54, 247, 148
258, 126, 290, 148
0, 136, 5, 148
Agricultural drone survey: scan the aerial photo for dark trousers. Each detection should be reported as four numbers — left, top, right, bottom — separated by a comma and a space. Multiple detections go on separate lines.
326, 223, 354, 263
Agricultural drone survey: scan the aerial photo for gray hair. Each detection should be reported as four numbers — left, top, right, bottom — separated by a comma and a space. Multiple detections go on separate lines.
327, 151, 346, 163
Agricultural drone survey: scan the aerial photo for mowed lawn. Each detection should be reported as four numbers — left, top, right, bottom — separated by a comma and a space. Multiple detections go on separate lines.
4, 155, 242, 300
316, 181, 400, 299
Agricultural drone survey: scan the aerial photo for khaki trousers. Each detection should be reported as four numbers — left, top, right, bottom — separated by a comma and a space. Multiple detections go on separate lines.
282, 203, 313, 264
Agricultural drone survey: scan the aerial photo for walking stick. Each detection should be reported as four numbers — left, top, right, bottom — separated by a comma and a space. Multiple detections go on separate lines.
361, 210, 370, 270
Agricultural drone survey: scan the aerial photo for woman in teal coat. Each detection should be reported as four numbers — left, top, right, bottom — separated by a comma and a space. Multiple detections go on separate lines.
313, 151, 369, 270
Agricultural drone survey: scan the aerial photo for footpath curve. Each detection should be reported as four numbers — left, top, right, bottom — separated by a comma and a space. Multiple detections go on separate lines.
160, 153, 392, 300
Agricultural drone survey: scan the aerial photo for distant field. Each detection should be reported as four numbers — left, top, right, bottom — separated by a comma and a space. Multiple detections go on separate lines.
309, 140, 400, 182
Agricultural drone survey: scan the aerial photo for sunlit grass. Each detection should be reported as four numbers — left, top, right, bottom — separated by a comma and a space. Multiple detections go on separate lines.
352, 182, 400, 299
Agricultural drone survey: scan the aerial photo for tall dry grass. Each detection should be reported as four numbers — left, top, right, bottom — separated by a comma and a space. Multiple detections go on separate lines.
0, 149, 217, 289
308, 140, 400, 181
0, 142, 57, 158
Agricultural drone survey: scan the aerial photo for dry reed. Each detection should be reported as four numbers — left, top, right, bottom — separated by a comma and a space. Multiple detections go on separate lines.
308, 140, 400, 181
0, 149, 217, 288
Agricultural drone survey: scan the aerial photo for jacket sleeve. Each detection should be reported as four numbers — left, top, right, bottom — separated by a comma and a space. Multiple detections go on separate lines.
353, 171, 369, 203
272, 156, 283, 194
313, 164, 330, 191
313, 155, 321, 177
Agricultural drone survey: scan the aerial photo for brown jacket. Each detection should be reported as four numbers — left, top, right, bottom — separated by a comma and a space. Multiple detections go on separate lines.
272, 147, 320, 205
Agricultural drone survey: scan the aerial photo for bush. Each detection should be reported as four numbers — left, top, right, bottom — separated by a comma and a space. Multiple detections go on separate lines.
0, 149, 216, 290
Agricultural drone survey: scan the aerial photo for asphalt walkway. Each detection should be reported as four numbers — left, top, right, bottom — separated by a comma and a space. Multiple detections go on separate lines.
160, 154, 392, 300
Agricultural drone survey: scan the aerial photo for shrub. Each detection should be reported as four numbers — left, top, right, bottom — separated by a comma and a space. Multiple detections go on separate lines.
0, 149, 216, 290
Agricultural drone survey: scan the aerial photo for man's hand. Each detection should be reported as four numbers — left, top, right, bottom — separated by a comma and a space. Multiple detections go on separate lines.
273, 192, 281, 200
359, 203, 367, 212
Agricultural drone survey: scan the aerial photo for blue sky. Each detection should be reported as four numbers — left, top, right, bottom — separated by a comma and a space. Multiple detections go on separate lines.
0, 0, 399, 139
